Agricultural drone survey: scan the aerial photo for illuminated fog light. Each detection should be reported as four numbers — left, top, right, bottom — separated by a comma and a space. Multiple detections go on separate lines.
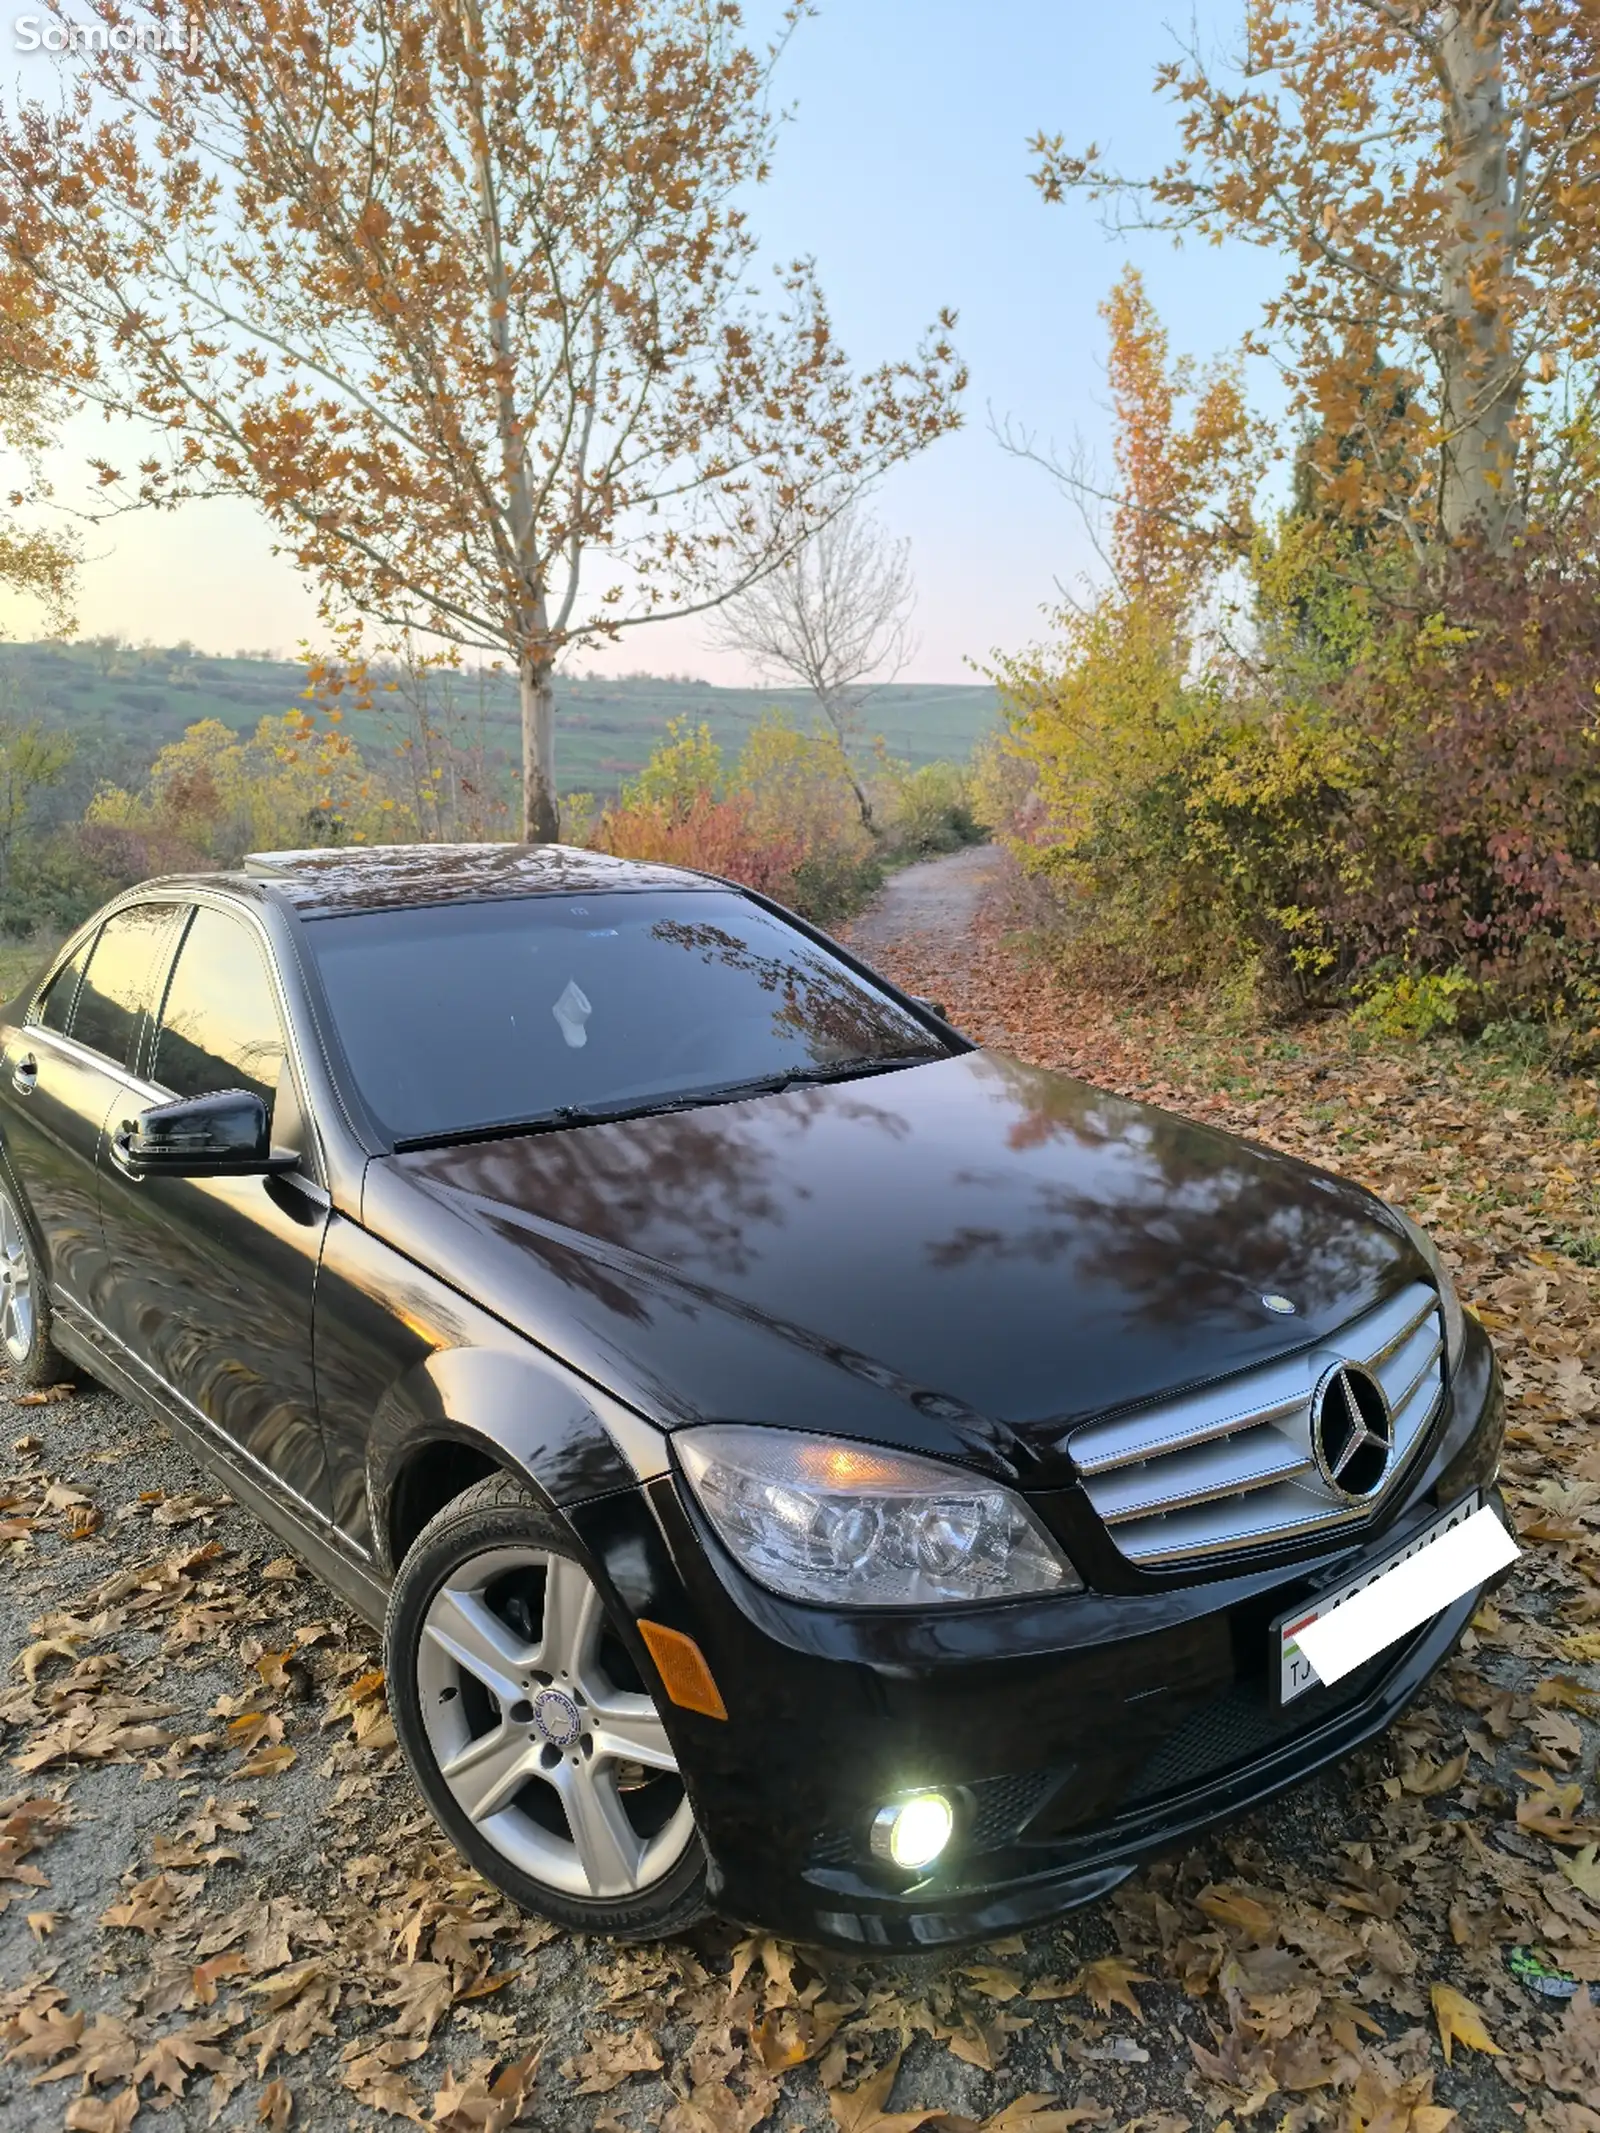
871, 1792, 954, 1870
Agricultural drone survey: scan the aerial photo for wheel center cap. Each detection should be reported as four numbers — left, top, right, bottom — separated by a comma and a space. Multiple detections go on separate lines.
530, 1687, 581, 1746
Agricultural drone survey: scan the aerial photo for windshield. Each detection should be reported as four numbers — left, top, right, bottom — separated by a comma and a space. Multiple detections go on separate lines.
305, 888, 950, 1144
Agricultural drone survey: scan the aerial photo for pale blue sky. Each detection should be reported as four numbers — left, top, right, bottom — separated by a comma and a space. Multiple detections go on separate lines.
4, 1, 1276, 680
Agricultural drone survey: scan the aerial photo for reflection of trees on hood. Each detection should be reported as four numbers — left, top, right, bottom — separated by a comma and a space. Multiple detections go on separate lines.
429, 1103, 787, 1291
409, 1089, 1011, 1467
411, 1084, 912, 1289
931, 1059, 1393, 1329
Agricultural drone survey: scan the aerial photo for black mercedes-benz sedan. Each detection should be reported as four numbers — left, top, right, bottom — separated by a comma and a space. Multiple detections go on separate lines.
0, 845, 1506, 1948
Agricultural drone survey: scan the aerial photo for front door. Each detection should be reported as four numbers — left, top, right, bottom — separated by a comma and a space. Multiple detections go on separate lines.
0, 907, 180, 1315
95, 902, 333, 1517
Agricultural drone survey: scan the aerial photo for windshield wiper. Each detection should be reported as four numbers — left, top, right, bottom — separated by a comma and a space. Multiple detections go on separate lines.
391, 1051, 947, 1154
758, 1052, 945, 1090
575, 1051, 945, 1119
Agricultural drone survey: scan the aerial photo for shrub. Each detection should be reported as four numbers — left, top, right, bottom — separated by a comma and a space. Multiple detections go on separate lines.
730, 715, 880, 924
992, 533, 1600, 1022
1325, 549, 1600, 1010
1, 821, 208, 937
558, 791, 601, 846
883, 760, 981, 856
595, 792, 805, 900
992, 592, 1350, 997
968, 731, 1039, 842
88, 713, 388, 862
621, 717, 724, 814
1351, 968, 1480, 1040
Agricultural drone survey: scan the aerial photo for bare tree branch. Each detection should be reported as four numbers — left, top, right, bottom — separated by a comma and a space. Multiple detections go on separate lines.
710, 503, 917, 828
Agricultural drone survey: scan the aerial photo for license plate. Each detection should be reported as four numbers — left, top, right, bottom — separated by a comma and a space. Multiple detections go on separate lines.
1275, 1494, 1485, 1705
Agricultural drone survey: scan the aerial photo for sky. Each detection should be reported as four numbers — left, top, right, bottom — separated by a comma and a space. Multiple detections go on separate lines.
2, 0, 1279, 684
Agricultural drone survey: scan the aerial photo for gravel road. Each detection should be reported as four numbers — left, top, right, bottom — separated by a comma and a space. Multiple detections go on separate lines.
845, 845, 1006, 968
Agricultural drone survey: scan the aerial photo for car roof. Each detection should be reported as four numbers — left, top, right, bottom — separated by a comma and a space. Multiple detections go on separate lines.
231, 842, 713, 919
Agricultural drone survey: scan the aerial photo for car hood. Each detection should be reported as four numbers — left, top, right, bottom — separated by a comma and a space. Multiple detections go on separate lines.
363, 1051, 1415, 1482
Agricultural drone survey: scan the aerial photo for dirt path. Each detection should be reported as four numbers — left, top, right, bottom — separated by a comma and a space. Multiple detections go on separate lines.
846, 844, 1008, 971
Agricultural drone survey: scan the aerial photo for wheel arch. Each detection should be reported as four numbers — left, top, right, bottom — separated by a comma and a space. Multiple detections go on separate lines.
367, 1341, 670, 1576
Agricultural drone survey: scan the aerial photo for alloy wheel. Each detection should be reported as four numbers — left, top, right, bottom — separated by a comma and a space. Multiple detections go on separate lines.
414, 1545, 695, 1900
0, 1193, 34, 1366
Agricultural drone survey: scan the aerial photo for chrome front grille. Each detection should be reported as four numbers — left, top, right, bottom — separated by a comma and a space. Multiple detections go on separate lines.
1071, 1283, 1445, 1568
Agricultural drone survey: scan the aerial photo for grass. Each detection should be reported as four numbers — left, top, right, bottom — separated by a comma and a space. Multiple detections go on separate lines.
0, 640, 998, 802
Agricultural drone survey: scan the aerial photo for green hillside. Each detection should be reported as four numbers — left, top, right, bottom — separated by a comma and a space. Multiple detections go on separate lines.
0, 641, 996, 802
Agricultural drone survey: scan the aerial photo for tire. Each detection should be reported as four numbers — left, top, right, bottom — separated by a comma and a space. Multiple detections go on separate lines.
385, 1471, 711, 1941
0, 1180, 76, 1393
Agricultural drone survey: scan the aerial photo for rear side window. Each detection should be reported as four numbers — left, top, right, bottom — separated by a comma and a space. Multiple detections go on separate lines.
154, 906, 286, 1110
71, 905, 177, 1070
32, 939, 92, 1035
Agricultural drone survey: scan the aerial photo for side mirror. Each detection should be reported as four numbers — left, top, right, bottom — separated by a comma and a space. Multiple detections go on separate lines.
912, 995, 950, 1022
113, 1090, 297, 1179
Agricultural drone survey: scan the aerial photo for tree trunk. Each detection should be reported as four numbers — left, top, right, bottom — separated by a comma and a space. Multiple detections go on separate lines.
1436, 1, 1523, 550
460, 0, 557, 843
520, 652, 559, 842
820, 692, 876, 832
844, 762, 876, 833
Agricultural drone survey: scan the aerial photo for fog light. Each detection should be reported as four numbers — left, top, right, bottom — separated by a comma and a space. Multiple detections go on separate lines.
871, 1791, 954, 1870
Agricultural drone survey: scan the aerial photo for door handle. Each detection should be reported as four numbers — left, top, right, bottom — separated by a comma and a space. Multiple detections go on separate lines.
11, 1053, 37, 1097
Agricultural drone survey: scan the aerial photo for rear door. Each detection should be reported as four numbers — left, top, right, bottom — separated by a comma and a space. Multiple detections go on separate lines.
95, 901, 333, 1516
0, 905, 180, 1315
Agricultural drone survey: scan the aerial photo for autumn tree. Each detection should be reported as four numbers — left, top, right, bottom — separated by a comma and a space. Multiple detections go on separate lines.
1032, 1, 1600, 554
1, 1, 964, 838
0, 268, 77, 631
999, 265, 1255, 619
988, 269, 1258, 927
712, 503, 916, 827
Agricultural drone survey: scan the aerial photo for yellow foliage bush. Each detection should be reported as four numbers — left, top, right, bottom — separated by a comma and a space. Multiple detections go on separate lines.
730, 715, 881, 923
621, 717, 725, 816
594, 711, 880, 925
991, 591, 1360, 999
89, 714, 386, 861
880, 759, 980, 855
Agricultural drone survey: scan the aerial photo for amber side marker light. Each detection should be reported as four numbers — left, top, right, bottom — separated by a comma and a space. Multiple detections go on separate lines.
635, 1619, 728, 1720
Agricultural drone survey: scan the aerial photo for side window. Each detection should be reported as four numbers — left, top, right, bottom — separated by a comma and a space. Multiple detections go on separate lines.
31, 938, 92, 1036
71, 906, 177, 1069
153, 907, 287, 1111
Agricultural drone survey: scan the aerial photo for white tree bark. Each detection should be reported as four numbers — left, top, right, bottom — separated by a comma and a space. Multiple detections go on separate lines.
1435, 0, 1523, 546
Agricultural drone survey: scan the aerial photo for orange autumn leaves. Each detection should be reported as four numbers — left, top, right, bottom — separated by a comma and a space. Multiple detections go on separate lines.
0, 0, 965, 836
1099, 268, 1255, 609
1034, 1, 1600, 552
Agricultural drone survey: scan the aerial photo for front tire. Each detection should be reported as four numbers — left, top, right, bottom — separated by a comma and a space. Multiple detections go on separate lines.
385, 1472, 710, 1941
0, 1182, 74, 1393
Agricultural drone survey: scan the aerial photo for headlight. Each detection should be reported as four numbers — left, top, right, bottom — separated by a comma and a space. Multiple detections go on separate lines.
1392, 1205, 1467, 1370
675, 1426, 1080, 1608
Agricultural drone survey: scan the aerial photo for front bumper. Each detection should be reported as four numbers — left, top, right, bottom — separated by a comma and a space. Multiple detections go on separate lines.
575, 1317, 1505, 1951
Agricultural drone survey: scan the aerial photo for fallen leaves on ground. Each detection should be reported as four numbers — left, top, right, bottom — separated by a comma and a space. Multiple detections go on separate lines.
560, 2024, 664, 2093
827, 2050, 940, 2132
1430, 1982, 1504, 2064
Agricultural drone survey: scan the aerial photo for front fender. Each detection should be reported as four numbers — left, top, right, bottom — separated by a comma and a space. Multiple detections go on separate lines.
366, 1342, 670, 1576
